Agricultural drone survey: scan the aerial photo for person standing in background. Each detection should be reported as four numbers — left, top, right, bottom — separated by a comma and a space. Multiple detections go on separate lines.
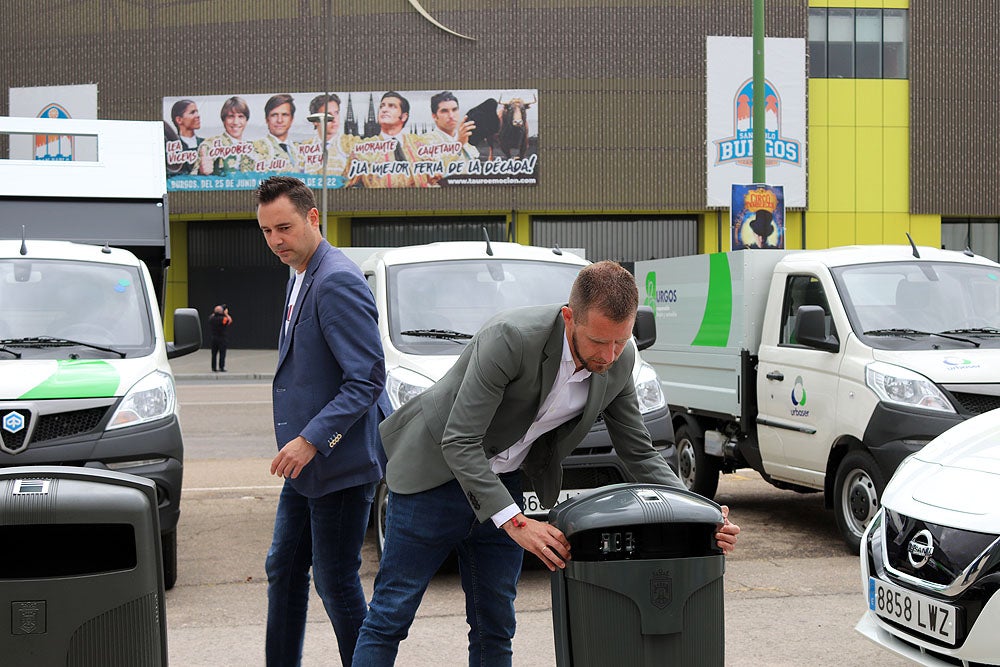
208, 304, 232, 372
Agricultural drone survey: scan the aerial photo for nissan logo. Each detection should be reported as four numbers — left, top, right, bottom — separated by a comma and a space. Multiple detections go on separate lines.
907, 529, 934, 569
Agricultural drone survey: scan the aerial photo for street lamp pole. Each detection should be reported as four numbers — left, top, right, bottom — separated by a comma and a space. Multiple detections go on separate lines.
752, 0, 766, 183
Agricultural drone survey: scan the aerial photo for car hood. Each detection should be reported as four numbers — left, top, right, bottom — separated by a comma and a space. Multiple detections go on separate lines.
389, 354, 460, 383
0, 358, 161, 400
874, 349, 1000, 383
882, 409, 1000, 531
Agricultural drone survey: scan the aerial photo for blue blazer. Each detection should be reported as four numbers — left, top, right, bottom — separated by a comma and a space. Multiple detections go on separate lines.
272, 240, 387, 497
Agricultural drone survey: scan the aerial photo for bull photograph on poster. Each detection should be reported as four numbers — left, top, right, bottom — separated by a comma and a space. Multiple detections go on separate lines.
162, 89, 538, 192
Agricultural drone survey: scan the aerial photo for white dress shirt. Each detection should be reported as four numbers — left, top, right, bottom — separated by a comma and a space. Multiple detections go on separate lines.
489, 334, 591, 527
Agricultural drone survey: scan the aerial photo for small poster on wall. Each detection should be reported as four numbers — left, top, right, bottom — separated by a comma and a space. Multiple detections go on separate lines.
732, 183, 785, 250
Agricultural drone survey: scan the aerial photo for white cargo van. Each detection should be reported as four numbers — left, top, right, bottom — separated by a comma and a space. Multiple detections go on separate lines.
350, 239, 675, 552
637, 244, 1000, 549
0, 117, 201, 588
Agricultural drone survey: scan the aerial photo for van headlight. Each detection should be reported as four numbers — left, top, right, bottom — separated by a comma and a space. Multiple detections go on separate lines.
107, 371, 176, 430
865, 362, 955, 413
634, 362, 666, 414
386, 367, 434, 410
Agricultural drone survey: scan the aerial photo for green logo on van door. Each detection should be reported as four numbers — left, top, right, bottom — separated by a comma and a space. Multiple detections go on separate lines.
644, 272, 657, 312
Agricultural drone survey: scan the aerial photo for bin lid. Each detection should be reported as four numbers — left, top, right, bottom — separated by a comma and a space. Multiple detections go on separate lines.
547, 483, 723, 537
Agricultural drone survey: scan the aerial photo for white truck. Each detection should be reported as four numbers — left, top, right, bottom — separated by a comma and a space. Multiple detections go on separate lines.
636, 244, 1000, 549
346, 239, 676, 553
0, 117, 201, 588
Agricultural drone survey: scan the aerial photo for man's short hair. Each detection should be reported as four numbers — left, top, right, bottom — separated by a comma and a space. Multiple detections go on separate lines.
220, 96, 250, 122
170, 99, 196, 132
430, 91, 458, 115
309, 93, 342, 115
381, 91, 410, 125
568, 261, 638, 323
265, 93, 296, 117
255, 176, 316, 218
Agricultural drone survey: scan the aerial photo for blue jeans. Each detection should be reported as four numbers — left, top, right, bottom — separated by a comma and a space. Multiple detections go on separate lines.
265, 480, 376, 667
353, 474, 525, 667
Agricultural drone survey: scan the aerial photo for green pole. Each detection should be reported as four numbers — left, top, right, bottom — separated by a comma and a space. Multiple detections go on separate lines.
752, 0, 765, 183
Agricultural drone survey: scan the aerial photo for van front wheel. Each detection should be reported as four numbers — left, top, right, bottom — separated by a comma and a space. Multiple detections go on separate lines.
834, 450, 885, 552
675, 424, 720, 500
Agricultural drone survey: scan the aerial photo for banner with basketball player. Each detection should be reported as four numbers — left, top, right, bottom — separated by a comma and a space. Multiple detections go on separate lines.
706, 37, 806, 207
162, 89, 538, 192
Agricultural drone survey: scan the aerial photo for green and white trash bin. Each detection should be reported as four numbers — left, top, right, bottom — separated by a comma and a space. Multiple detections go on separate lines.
549, 483, 726, 667
0, 466, 167, 666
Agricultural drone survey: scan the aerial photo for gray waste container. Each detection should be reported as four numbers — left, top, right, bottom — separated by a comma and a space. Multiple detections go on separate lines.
549, 483, 725, 667
0, 466, 167, 666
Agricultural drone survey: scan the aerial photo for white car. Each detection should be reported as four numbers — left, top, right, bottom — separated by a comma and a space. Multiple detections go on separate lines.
856, 408, 1000, 665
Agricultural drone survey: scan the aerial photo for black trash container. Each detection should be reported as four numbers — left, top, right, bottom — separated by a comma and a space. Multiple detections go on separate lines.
549, 483, 726, 667
0, 466, 167, 666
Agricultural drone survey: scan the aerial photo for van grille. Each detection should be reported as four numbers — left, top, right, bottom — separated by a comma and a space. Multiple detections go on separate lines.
32, 408, 108, 443
950, 392, 1000, 415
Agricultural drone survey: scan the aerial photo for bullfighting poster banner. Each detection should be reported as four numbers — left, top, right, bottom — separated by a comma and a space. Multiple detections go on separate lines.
162, 89, 538, 192
706, 36, 806, 208
731, 183, 785, 250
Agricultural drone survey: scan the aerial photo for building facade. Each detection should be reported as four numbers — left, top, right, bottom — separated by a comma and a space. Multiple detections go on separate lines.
0, 1, 992, 347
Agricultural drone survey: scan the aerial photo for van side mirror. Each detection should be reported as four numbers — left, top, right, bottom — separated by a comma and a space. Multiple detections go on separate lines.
633, 305, 656, 351
167, 308, 202, 359
794, 305, 839, 352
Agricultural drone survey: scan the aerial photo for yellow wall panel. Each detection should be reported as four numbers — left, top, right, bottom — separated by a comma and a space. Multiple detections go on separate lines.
804, 211, 830, 249
809, 79, 830, 127
855, 212, 884, 245
784, 210, 803, 249
827, 80, 857, 127
883, 212, 911, 244
856, 126, 885, 213
883, 127, 909, 213
910, 215, 942, 247
828, 212, 859, 246
828, 127, 857, 212
809, 125, 830, 211
883, 80, 909, 127
856, 81, 884, 127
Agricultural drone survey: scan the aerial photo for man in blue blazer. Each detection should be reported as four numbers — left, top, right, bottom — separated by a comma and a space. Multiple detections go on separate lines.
354, 261, 740, 666
255, 176, 387, 667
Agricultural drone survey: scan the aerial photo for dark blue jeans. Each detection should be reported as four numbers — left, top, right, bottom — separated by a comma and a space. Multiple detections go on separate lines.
265, 480, 376, 667
353, 474, 525, 667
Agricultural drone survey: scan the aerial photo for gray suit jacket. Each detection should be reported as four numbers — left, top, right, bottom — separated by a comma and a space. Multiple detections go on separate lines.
379, 304, 682, 523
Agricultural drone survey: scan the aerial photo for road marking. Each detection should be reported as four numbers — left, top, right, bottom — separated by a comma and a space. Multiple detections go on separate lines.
184, 484, 282, 492
179, 400, 272, 406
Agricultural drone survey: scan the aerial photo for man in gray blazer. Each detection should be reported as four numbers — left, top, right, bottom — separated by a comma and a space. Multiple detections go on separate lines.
353, 261, 740, 666
256, 176, 387, 667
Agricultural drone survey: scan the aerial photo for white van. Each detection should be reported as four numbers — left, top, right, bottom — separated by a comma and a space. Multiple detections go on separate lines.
351, 240, 675, 552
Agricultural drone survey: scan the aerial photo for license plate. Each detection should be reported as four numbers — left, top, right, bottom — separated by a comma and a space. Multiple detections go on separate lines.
868, 576, 958, 645
522, 489, 582, 516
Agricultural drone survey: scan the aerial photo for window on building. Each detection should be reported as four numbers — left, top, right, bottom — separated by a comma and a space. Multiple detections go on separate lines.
883, 9, 908, 79
809, 8, 908, 80
827, 8, 855, 78
808, 9, 828, 78
942, 219, 1000, 262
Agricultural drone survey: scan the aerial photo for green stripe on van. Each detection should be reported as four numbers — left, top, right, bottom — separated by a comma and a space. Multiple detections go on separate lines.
19, 360, 120, 399
691, 253, 733, 347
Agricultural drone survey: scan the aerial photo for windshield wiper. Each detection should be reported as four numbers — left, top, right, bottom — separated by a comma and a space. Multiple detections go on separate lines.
0, 345, 21, 358
862, 328, 979, 347
399, 329, 473, 341
0, 336, 126, 358
939, 327, 1000, 336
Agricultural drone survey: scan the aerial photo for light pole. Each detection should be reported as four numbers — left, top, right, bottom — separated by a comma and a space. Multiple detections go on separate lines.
306, 107, 331, 239
752, 0, 766, 183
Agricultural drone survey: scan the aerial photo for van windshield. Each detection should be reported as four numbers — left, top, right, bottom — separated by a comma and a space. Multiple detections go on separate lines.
833, 261, 1000, 350
386, 259, 583, 355
0, 259, 153, 358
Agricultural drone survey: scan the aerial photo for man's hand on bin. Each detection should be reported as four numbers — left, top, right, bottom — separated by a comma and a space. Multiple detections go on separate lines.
502, 513, 571, 571
716, 505, 740, 554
